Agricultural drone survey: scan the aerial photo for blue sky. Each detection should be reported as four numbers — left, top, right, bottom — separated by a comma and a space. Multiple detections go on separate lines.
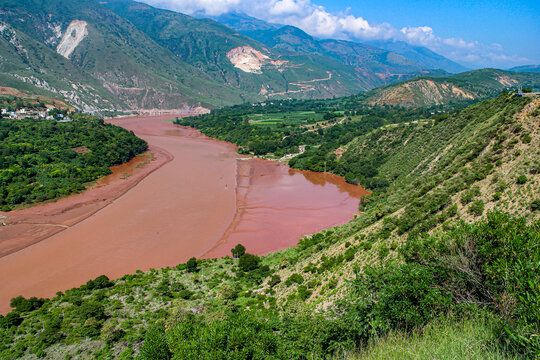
142, 0, 540, 68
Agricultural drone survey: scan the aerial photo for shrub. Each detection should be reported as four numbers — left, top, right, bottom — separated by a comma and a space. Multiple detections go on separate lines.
178, 290, 194, 300
297, 286, 312, 301
516, 175, 527, 184
238, 253, 260, 272
531, 199, 540, 211
101, 321, 125, 344
0, 312, 22, 328
522, 134, 532, 144
285, 273, 304, 286
86, 275, 113, 290
219, 285, 237, 301
469, 200, 484, 216
342, 263, 453, 338
138, 324, 171, 360
344, 247, 357, 261
402, 212, 540, 355
186, 257, 198, 273
9, 296, 45, 312
268, 275, 281, 288
378, 246, 390, 260
78, 301, 106, 321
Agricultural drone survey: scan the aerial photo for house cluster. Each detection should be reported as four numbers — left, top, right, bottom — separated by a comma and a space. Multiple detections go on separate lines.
1, 107, 72, 121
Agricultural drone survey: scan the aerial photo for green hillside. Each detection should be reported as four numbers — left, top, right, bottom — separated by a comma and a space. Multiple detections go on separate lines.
361, 68, 540, 107
0, 0, 253, 111
100, 0, 367, 98
0, 0, 380, 113
0, 23, 124, 112
509, 65, 540, 73
1, 91, 538, 359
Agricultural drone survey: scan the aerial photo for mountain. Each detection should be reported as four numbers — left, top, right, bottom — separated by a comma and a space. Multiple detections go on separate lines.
99, 0, 367, 99
0, 0, 375, 114
366, 40, 469, 73
210, 11, 281, 32
0, 21, 126, 113
211, 12, 465, 77
0, 0, 252, 113
508, 64, 540, 73
361, 68, 540, 107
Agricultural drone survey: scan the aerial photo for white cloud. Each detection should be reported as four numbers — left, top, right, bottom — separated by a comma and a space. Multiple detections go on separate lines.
268, 0, 308, 16
400, 26, 437, 46
139, 0, 532, 68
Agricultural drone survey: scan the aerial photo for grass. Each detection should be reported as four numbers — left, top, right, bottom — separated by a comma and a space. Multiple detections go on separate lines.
349, 313, 512, 360
249, 111, 324, 128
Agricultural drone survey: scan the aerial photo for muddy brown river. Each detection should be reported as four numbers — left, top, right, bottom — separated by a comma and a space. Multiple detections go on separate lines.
0, 115, 368, 313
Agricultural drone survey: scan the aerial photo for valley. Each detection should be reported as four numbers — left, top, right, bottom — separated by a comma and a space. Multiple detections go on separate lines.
0, 0, 539, 358
0, 115, 367, 315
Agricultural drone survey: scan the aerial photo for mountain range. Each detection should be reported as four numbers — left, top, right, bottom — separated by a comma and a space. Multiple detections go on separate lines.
211, 12, 468, 75
0, 0, 537, 114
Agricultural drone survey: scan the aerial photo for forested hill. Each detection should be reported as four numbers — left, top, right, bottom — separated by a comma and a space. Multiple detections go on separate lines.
1, 91, 538, 359
0, 115, 147, 211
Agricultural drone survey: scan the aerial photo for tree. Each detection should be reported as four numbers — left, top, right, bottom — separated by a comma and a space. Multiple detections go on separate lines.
86, 275, 113, 290
9, 296, 45, 312
231, 244, 246, 258
186, 257, 198, 273
238, 253, 260, 272
138, 324, 171, 360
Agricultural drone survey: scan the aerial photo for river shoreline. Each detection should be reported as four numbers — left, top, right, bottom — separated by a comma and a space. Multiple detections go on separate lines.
0, 115, 368, 314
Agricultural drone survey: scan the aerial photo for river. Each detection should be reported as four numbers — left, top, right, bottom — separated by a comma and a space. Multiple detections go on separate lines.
0, 115, 368, 313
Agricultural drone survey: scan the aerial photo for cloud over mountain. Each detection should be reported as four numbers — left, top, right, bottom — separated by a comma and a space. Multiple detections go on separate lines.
141, 0, 531, 68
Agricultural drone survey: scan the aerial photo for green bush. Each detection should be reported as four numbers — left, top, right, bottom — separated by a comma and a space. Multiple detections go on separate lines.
86, 275, 113, 290
138, 324, 171, 360
231, 244, 246, 258
77, 301, 106, 321
268, 275, 281, 288
297, 286, 312, 301
516, 175, 527, 184
468, 200, 484, 216
186, 257, 198, 273
238, 253, 261, 272
9, 296, 45, 312
0, 311, 22, 328
402, 212, 540, 356
285, 273, 304, 286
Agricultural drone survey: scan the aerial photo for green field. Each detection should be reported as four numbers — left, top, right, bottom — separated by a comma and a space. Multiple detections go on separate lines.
248, 111, 325, 128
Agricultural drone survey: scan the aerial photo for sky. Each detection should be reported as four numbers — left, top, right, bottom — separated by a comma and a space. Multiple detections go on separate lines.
140, 0, 540, 69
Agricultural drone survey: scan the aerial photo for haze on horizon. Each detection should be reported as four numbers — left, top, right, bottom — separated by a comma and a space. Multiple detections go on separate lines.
141, 0, 540, 70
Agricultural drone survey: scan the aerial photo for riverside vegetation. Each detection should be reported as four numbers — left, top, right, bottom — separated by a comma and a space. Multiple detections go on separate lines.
0, 113, 147, 211
0, 92, 539, 359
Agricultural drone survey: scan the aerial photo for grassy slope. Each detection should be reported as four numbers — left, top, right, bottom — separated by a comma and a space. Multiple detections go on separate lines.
351, 313, 512, 360
270, 93, 539, 301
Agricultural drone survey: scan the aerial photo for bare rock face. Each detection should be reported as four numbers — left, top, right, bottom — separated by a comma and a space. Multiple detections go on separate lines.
226, 46, 270, 74
56, 20, 88, 59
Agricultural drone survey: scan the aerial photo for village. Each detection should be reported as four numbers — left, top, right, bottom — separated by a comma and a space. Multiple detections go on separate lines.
0, 107, 73, 121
